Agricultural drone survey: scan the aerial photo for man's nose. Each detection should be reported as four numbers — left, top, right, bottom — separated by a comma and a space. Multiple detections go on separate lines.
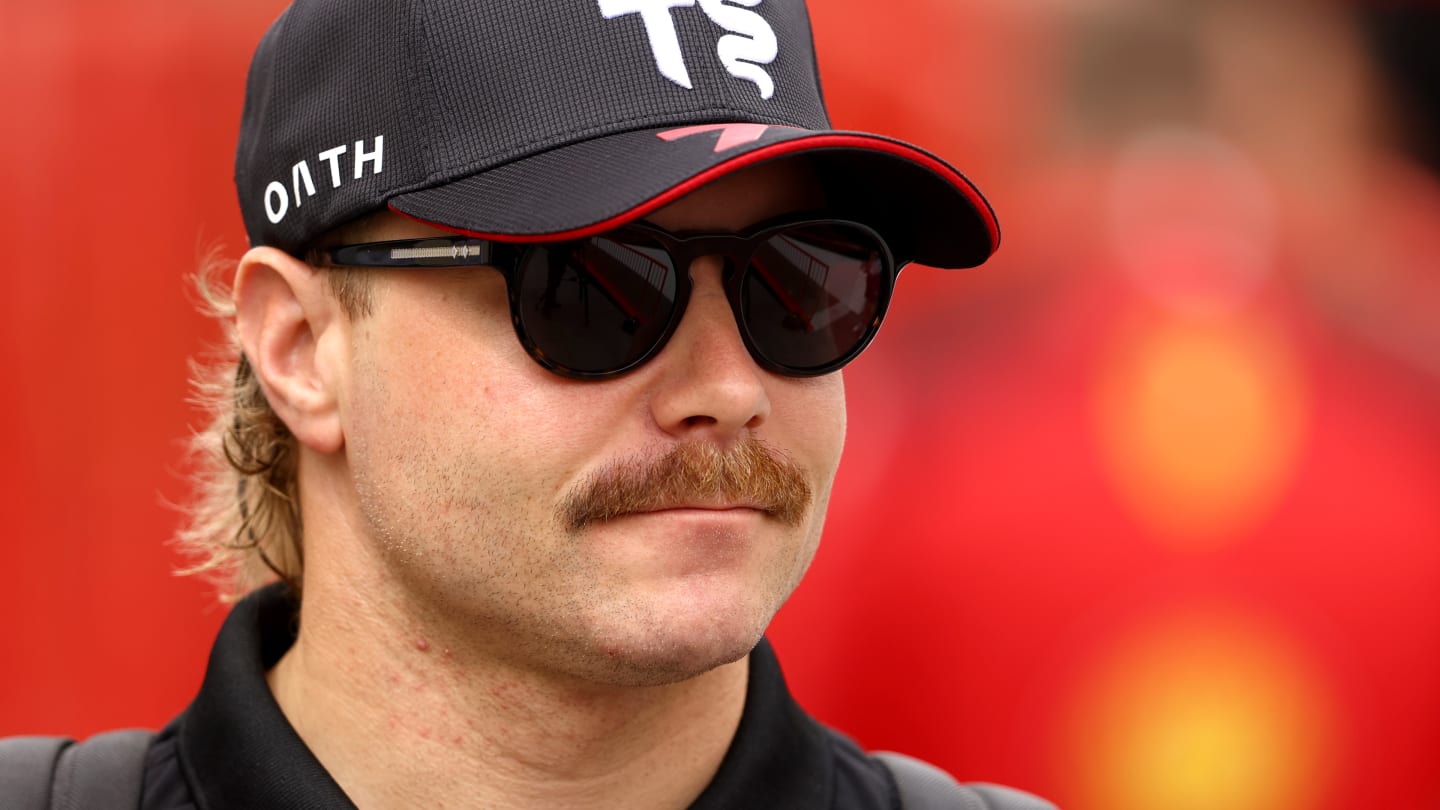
645, 256, 771, 442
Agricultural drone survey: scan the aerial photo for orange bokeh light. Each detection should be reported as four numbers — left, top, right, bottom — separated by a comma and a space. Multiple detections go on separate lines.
1064, 609, 1337, 810
1094, 312, 1309, 548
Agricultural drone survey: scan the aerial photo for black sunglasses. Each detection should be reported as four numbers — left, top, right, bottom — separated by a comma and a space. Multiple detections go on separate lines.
317, 217, 901, 380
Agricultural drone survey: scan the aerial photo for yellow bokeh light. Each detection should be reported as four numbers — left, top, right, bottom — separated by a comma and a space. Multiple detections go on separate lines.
1065, 611, 1336, 810
1094, 313, 1308, 549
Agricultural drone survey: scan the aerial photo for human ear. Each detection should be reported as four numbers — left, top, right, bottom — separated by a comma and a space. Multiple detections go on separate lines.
233, 246, 347, 454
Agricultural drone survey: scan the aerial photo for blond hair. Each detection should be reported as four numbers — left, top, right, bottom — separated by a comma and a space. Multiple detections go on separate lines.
178, 242, 372, 602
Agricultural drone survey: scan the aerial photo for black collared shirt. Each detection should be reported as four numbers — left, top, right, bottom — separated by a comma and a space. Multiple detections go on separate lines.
140, 584, 900, 809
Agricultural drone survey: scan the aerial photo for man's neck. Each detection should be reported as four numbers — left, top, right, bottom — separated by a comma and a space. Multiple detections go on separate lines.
265, 578, 748, 810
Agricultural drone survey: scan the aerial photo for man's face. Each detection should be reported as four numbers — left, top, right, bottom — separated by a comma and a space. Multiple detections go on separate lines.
335, 160, 847, 686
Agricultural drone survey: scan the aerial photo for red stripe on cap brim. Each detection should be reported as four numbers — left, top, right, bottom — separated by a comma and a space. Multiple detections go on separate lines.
389, 133, 1000, 254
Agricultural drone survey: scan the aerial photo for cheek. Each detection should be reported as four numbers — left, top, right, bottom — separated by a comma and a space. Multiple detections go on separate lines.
343, 277, 632, 499
343, 279, 496, 470
350, 272, 529, 420
777, 373, 848, 486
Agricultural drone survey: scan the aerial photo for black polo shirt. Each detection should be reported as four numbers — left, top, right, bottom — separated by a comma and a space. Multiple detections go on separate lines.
140, 584, 901, 809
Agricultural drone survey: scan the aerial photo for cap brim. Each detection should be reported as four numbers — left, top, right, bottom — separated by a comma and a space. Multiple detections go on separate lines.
388, 125, 999, 269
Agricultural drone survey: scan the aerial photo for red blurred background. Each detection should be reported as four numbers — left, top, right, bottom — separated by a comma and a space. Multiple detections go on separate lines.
3, 1, 1439, 809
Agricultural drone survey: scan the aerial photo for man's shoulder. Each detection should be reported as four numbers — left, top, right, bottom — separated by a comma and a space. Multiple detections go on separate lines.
816, 721, 897, 808
818, 726, 1056, 810
733, 641, 1056, 809
0, 728, 158, 810
869, 750, 1058, 810
137, 719, 194, 809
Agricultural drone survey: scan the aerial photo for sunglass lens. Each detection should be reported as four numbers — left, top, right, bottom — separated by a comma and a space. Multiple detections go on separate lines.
739, 223, 890, 374
515, 235, 680, 376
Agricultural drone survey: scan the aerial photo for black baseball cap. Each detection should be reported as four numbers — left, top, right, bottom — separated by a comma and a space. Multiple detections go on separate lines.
235, 0, 999, 269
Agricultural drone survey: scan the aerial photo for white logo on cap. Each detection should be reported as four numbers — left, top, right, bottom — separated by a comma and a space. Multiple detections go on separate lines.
263, 136, 385, 225
598, 0, 779, 100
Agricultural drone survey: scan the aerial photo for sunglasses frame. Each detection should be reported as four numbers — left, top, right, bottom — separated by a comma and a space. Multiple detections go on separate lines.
315, 216, 902, 381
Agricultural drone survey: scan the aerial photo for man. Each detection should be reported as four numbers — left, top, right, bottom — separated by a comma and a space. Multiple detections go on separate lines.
2, 0, 1053, 807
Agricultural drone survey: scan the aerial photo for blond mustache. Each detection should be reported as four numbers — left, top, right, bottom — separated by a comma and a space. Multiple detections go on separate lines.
558, 439, 812, 531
